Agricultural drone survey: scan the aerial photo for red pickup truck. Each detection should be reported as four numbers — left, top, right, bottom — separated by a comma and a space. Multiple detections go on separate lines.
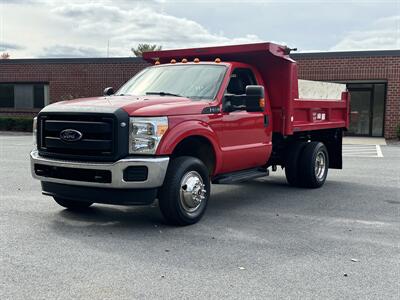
31, 42, 349, 225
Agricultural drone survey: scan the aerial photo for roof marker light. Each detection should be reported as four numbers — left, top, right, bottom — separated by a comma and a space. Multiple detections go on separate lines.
215, 58, 221, 63
194, 58, 200, 63
155, 60, 160, 65
170, 59, 176, 64
181, 58, 188, 63
259, 98, 265, 109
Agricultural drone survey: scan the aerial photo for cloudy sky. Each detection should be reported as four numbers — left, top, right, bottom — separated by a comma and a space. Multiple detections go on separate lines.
0, 0, 399, 58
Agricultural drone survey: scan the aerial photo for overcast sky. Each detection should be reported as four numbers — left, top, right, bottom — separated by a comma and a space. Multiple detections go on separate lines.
0, 0, 399, 58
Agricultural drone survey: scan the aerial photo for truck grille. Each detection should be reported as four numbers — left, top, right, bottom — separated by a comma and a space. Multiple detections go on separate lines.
37, 114, 118, 161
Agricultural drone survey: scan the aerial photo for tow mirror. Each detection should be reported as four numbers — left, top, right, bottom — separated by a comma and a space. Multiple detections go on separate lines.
103, 87, 114, 96
245, 85, 265, 112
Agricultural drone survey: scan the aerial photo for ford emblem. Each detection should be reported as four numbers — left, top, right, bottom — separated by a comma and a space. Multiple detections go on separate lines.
60, 129, 83, 142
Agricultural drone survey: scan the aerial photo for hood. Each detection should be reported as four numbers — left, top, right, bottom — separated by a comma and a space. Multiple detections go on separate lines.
46, 95, 212, 116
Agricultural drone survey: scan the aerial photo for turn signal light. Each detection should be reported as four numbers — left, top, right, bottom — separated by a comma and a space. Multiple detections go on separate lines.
157, 124, 168, 136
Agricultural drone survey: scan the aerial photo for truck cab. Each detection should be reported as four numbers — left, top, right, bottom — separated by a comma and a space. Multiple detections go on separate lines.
31, 42, 349, 225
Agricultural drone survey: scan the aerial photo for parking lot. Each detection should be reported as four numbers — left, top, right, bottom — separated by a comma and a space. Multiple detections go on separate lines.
1, 133, 399, 299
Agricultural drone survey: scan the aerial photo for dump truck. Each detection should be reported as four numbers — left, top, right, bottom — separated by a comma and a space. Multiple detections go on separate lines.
31, 42, 350, 225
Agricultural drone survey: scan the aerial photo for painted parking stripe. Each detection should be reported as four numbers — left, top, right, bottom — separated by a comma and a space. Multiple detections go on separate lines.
342, 144, 383, 158
376, 145, 383, 157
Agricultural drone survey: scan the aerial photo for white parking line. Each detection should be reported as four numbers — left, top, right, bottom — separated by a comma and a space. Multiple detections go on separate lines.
376, 145, 383, 157
343, 144, 383, 158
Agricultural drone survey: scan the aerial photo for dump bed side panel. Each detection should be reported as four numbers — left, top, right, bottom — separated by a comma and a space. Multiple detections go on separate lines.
290, 91, 350, 134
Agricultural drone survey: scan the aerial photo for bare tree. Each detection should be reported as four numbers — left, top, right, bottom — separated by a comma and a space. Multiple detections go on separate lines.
1, 52, 10, 59
131, 44, 162, 57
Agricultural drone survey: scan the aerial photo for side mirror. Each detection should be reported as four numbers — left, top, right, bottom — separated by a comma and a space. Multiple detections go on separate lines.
103, 87, 114, 96
245, 85, 265, 112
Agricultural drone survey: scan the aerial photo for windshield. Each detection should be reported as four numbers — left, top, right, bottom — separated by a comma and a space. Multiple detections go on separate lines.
116, 64, 227, 100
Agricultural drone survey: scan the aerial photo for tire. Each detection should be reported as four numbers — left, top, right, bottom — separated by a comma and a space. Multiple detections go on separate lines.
285, 142, 307, 187
158, 156, 210, 226
53, 197, 93, 210
298, 142, 329, 188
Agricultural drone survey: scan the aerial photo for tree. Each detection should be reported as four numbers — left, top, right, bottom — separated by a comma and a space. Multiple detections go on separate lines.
1, 52, 10, 59
131, 44, 162, 57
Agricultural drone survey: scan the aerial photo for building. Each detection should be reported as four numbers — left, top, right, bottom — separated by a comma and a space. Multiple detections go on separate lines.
0, 50, 399, 139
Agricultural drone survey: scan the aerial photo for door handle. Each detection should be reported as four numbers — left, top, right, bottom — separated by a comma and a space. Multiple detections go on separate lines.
264, 115, 269, 127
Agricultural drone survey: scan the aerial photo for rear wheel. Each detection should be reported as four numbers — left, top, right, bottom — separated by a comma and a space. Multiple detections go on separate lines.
298, 142, 329, 188
285, 142, 307, 187
158, 156, 210, 226
53, 197, 93, 210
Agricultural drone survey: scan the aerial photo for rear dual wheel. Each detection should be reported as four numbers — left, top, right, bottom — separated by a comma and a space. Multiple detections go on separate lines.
285, 141, 329, 188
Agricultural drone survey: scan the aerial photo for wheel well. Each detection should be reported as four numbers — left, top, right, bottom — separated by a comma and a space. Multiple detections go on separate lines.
171, 136, 216, 175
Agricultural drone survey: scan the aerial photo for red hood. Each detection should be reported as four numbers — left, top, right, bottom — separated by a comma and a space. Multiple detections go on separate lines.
50, 95, 211, 116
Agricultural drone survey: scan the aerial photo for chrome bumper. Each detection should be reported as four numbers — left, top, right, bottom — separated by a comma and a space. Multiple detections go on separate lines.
30, 150, 169, 189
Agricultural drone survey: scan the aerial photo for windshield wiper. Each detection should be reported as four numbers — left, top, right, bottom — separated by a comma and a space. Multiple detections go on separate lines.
146, 91, 184, 97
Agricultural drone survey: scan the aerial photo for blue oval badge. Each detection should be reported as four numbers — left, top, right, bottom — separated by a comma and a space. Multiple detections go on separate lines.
60, 129, 83, 142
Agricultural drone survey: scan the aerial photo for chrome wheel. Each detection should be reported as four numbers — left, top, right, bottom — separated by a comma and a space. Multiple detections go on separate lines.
179, 171, 206, 214
315, 151, 326, 181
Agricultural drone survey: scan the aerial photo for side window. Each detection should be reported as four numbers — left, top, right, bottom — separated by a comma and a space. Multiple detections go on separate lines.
226, 68, 257, 95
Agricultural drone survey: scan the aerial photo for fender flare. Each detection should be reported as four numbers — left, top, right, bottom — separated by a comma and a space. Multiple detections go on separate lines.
156, 120, 223, 174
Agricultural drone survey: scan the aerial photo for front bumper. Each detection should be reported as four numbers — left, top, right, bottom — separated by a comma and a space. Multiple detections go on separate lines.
30, 150, 169, 189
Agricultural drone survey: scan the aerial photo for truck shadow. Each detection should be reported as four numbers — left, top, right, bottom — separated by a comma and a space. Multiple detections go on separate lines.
48, 176, 394, 256
50, 175, 351, 231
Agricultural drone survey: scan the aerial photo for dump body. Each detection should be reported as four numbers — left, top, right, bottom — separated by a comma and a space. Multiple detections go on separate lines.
143, 42, 350, 136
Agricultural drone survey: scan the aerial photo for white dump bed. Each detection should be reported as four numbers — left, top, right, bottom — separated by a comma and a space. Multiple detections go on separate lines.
298, 80, 347, 100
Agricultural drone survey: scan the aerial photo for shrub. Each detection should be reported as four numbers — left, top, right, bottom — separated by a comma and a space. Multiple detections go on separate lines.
0, 116, 34, 132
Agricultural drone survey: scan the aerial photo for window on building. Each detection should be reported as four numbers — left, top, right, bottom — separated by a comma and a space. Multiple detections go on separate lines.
347, 82, 386, 137
0, 85, 14, 107
33, 85, 45, 108
0, 83, 48, 109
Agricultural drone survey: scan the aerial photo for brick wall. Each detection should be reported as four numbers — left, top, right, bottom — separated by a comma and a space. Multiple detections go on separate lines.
293, 54, 400, 139
0, 58, 150, 115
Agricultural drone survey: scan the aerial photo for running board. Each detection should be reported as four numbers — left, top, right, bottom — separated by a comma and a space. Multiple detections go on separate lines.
212, 167, 269, 184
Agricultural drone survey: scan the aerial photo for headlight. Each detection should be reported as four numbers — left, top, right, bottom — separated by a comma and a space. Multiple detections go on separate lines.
33, 117, 37, 147
129, 117, 168, 154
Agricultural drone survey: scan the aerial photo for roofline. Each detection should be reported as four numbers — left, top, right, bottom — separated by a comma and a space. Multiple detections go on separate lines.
291, 49, 400, 59
0, 57, 146, 65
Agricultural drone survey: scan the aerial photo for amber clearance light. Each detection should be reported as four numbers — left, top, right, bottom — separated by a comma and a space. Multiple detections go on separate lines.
259, 98, 265, 108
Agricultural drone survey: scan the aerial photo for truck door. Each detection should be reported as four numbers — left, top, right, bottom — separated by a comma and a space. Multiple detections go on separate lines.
219, 67, 272, 173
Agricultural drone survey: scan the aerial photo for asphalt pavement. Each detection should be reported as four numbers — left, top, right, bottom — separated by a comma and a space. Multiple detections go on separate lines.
1, 134, 399, 299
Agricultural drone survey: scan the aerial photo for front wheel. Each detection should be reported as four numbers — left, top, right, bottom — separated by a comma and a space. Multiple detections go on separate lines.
53, 197, 93, 210
158, 156, 210, 226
